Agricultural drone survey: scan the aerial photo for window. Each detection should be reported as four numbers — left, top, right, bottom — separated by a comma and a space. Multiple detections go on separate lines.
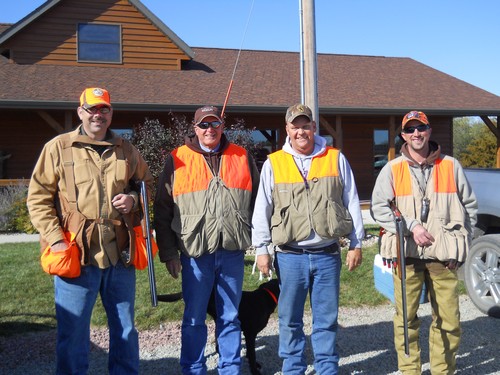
251, 129, 278, 171
374, 129, 389, 175
78, 23, 121, 63
113, 129, 134, 139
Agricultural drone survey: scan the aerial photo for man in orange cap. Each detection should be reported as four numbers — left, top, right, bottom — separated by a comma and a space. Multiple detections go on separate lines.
27, 87, 153, 374
371, 110, 477, 374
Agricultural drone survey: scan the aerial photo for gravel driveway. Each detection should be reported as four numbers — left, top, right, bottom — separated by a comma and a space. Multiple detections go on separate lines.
1, 295, 499, 374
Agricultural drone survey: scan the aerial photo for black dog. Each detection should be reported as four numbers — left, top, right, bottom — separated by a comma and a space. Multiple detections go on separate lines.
208, 278, 280, 375
158, 278, 280, 375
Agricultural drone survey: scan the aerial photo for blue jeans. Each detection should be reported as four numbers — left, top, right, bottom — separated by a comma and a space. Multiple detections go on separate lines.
275, 251, 341, 375
54, 263, 139, 375
180, 249, 244, 375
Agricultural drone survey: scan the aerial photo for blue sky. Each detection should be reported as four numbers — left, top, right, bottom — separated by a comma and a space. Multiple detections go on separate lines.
2, 0, 500, 96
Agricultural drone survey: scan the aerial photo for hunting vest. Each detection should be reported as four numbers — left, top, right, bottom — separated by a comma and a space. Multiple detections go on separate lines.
171, 144, 253, 257
268, 147, 353, 245
382, 156, 470, 262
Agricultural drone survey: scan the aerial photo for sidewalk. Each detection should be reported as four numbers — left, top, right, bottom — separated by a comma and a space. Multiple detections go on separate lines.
0, 233, 39, 244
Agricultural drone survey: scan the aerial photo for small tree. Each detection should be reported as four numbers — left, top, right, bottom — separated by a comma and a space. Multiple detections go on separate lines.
225, 118, 265, 165
130, 115, 264, 181
459, 124, 497, 168
454, 117, 497, 168
127, 115, 190, 182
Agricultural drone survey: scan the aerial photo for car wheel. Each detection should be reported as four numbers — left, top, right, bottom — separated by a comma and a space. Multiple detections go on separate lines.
464, 234, 500, 318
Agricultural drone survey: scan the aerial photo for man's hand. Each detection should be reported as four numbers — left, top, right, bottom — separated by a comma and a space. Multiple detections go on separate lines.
165, 258, 181, 279
345, 248, 362, 271
50, 239, 70, 252
112, 193, 134, 215
412, 224, 435, 247
256, 254, 273, 277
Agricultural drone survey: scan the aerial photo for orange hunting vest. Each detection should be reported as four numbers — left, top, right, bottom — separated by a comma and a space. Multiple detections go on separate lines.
170, 144, 253, 257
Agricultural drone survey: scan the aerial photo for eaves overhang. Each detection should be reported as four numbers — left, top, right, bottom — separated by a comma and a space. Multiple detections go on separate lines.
0, 100, 199, 113
0, 101, 499, 118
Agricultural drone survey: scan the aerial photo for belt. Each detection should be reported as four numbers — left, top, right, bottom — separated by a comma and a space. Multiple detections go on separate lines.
279, 242, 339, 254
95, 218, 122, 226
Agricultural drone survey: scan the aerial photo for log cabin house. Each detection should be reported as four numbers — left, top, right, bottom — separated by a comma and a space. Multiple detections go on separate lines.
1, 0, 500, 200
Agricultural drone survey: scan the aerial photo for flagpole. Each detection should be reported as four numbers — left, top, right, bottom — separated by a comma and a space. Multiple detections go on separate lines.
300, 0, 319, 134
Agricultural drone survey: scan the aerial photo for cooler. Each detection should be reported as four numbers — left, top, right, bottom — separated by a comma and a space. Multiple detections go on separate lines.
373, 254, 428, 304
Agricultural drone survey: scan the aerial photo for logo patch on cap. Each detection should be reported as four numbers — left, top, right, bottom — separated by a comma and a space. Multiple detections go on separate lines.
92, 88, 105, 97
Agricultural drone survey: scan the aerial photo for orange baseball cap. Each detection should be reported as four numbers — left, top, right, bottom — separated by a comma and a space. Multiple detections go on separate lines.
402, 110, 429, 128
79, 87, 111, 108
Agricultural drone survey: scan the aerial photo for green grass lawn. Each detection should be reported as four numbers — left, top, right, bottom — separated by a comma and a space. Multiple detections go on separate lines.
0, 237, 465, 336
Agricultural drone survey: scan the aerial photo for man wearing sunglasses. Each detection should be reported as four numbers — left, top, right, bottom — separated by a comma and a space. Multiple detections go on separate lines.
370, 110, 477, 374
27, 87, 153, 374
154, 105, 260, 374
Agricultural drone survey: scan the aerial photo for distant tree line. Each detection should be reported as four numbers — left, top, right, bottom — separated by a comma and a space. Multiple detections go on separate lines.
453, 117, 497, 168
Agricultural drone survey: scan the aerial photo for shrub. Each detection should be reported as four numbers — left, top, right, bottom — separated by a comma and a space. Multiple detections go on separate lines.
225, 118, 265, 165
0, 184, 36, 233
128, 114, 264, 189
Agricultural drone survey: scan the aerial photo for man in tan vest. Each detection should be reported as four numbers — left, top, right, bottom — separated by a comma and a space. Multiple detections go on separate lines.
252, 103, 364, 374
371, 110, 477, 374
154, 105, 260, 374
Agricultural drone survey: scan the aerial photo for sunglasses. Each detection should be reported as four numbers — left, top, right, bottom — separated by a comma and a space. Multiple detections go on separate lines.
196, 121, 222, 129
402, 124, 430, 134
82, 106, 111, 115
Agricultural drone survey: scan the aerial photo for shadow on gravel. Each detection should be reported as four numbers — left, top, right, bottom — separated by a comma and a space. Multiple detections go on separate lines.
337, 315, 500, 375
1, 312, 498, 374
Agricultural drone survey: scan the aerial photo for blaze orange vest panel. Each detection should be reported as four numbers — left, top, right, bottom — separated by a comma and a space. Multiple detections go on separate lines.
392, 158, 457, 197
172, 144, 252, 197
433, 158, 457, 193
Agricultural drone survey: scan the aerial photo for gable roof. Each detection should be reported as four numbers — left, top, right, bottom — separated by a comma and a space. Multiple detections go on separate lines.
0, 23, 11, 35
0, 0, 194, 59
1, 47, 500, 117
0, 0, 499, 117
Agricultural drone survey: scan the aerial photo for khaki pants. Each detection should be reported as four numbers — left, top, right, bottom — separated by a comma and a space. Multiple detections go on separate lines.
393, 259, 460, 375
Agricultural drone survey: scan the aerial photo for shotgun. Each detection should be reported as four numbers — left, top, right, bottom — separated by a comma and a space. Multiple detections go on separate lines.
139, 180, 158, 307
389, 199, 409, 357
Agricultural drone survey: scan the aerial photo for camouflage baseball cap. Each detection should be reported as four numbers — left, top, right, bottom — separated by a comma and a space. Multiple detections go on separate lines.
285, 103, 313, 123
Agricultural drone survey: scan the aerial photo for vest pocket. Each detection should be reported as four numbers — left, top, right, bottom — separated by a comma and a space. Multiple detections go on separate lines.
73, 159, 92, 185
172, 214, 207, 257
223, 210, 252, 250
270, 204, 292, 245
424, 220, 469, 262
324, 201, 353, 238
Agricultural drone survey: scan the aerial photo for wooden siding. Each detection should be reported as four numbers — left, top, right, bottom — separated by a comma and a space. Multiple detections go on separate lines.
3, 0, 190, 70
0, 110, 62, 179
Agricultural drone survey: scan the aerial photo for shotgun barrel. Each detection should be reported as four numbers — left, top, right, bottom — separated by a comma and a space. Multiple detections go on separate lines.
139, 180, 158, 307
389, 199, 410, 357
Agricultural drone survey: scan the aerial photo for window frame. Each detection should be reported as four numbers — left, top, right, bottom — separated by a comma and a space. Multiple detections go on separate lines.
77, 22, 122, 64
